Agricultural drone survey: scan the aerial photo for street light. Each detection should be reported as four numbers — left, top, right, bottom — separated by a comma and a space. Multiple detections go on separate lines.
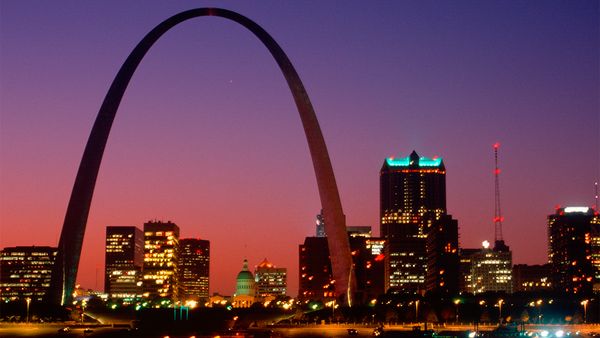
415, 300, 420, 323
498, 299, 504, 324
332, 299, 336, 323
454, 299, 461, 323
25, 297, 31, 323
81, 300, 87, 324
581, 300, 589, 324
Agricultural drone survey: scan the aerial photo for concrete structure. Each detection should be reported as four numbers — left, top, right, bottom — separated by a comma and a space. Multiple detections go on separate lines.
178, 238, 210, 302
548, 206, 600, 295
49, 7, 354, 306
142, 221, 180, 304
104, 226, 143, 300
254, 258, 286, 300
0, 246, 57, 301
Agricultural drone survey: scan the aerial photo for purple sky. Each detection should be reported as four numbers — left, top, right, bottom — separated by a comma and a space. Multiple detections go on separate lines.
1, 1, 598, 296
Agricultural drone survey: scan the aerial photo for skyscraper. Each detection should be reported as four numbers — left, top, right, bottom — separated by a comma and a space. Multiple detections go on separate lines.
0, 246, 57, 301
380, 151, 458, 294
548, 206, 600, 294
142, 220, 180, 303
105, 226, 144, 300
178, 238, 210, 302
254, 258, 287, 300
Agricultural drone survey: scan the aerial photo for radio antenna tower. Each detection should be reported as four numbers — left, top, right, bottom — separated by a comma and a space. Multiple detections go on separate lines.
595, 181, 598, 210
493, 143, 508, 251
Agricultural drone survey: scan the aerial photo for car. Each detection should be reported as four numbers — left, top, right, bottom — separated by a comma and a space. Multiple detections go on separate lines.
84, 328, 93, 333
57, 327, 70, 333
348, 328, 358, 335
373, 326, 384, 336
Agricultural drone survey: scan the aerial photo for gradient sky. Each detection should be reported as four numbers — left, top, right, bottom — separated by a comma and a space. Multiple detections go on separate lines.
1, 1, 598, 296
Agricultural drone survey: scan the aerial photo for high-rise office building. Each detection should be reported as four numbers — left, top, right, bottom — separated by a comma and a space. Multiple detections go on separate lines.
299, 237, 332, 301
548, 206, 600, 294
299, 226, 385, 303
0, 246, 57, 301
178, 238, 210, 302
459, 241, 512, 294
254, 258, 287, 300
425, 215, 459, 294
380, 151, 459, 294
105, 226, 144, 299
143, 220, 180, 303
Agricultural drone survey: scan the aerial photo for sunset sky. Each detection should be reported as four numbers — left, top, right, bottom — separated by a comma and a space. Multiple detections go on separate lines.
1, 1, 598, 296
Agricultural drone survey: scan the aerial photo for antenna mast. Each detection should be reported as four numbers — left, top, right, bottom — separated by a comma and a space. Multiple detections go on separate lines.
493, 143, 507, 251
595, 181, 598, 210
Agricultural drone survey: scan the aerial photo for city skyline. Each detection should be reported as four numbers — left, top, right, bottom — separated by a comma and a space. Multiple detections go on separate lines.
1, 1, 598, 296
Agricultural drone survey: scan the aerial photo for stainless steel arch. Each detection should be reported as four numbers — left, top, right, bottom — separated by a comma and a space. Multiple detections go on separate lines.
48, 8, 355, 306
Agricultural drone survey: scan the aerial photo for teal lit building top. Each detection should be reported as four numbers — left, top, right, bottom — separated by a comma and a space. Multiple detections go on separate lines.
385, 150, 444, 168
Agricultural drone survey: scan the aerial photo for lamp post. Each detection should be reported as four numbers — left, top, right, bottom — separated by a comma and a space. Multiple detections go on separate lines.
581, 300, 589, 324
81, 300, 87, 324
454, 299, 461, 323
498, 299, 504, 324
415, 300, 420, 323
26, 297, 31, 323
332, 299, 336, 323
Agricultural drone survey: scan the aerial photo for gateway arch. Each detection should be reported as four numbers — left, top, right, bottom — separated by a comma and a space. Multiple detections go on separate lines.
48, 8, 356, 306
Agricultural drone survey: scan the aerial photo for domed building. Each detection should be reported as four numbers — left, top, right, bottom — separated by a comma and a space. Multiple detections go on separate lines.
232, 259, 256, 308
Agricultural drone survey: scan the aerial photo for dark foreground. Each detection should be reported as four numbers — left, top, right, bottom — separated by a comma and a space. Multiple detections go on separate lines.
2, 324, 599, 338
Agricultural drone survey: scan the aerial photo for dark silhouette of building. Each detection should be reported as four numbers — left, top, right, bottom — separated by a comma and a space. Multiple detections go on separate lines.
143, 220, 180, 304
299, 227, 384, 303
548, 206, 600, 295
254, 258, 287, 300
513, 263, 552, 292
0, 246, 57, 301
459, 248, 480, 293
178, 238, 210, 302
48, 8, 355, 306
105, 226, 143, 300
380, 151, 459, 294
426, 215, 459, 294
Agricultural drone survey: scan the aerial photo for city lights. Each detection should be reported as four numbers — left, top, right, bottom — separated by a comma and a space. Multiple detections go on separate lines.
0, 2, 597, 336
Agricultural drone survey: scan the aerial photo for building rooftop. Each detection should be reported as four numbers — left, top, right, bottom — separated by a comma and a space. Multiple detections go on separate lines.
385, 150, 443, 168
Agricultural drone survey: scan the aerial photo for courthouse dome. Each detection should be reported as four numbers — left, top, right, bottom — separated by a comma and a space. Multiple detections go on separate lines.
235, 259, 255, 297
